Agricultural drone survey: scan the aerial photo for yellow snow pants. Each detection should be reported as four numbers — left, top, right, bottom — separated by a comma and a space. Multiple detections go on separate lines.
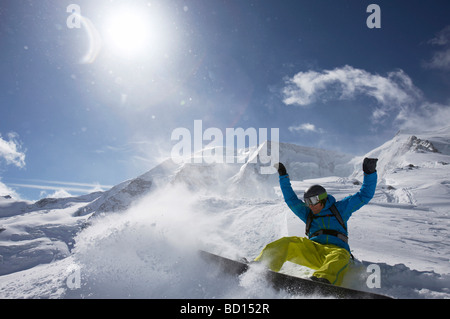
254, 236, 351, 286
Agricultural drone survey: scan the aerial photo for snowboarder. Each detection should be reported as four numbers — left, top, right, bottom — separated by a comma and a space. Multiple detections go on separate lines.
254, 158, 378, 286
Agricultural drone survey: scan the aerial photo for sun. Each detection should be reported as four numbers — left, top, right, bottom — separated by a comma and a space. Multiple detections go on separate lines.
103, 6, 161, 58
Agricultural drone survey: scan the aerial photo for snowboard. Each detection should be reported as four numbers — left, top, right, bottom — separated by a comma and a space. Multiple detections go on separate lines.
199, 250, 393, 299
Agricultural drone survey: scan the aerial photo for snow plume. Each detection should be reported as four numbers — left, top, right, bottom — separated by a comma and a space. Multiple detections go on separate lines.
397, 102, 450, 133
72, 184, 209, 297
70, 184, 286, 298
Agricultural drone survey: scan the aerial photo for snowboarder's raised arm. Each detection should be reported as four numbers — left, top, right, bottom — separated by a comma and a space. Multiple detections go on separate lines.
336, 158, 378, 219
274, 163, 309, 223
360, 157, 378, 203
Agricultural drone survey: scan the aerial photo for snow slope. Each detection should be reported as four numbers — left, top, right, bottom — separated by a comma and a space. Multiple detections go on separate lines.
1, 129, 450, 299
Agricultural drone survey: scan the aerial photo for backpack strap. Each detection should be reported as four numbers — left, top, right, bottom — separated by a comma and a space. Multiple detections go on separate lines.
305, 203, 347, 236
329, 204, 347, 232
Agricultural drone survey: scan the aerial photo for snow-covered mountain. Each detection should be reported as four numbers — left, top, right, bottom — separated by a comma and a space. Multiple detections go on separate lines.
73, 140, 354, 216
1, 128, 450, 299
351, 126, 450, 214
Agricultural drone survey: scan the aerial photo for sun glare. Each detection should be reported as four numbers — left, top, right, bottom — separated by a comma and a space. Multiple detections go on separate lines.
103, 6, 163, 58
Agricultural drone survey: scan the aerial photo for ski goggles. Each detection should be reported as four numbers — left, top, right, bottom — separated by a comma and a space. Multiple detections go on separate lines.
304, 193, 327, 206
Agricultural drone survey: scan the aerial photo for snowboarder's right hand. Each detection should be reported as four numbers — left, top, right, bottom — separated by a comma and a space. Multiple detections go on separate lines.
274, 163, 287, 176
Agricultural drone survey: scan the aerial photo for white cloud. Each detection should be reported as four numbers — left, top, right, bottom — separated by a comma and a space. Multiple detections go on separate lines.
426, 48, 450, 70
424, 26, 450, 70
0, 179, 20, 198
288, 123, 324, 133
0, 132, 26, 168
281, 65, 450, 132
429, 26, 450, 46
282, 65, 423, 121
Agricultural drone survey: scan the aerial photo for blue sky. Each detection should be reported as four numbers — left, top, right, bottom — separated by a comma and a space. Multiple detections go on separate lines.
1, 0, 449, 200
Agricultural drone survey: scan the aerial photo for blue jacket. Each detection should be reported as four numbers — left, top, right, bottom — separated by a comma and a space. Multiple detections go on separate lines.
279, 172, 377, 252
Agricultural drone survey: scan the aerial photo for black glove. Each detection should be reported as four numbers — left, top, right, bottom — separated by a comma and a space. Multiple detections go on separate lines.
363, 158, 378, 174
274, 163, 287, 176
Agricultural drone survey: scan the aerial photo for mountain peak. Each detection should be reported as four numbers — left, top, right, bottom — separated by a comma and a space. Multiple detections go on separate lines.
405, 135, 439, 153
352, 127, 450, 181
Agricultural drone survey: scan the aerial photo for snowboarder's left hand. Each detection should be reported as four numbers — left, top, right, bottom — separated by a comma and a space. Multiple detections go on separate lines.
274, 163, 287, 176
363, 158, 378, 174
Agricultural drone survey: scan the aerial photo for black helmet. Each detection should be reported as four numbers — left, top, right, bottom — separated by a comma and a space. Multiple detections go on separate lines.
304, 185, 327, 206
